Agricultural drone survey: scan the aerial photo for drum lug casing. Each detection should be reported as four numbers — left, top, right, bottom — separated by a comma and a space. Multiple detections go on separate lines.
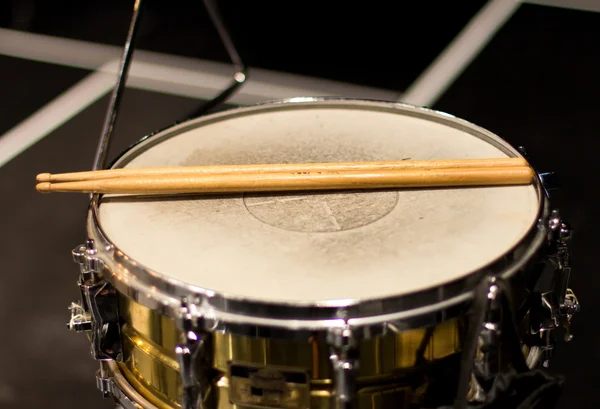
67, 240, 123, 363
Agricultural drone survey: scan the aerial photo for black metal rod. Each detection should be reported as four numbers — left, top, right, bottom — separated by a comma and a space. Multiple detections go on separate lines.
92, 0, 144, 171
189, 0, 248, 118
204, 0, 244, 72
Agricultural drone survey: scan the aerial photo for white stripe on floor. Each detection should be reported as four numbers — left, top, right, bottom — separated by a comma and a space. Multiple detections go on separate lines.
0, 29, 401, 168
0, 64, 115, 168
0, 28, 399, 103
400, 0, 522, 107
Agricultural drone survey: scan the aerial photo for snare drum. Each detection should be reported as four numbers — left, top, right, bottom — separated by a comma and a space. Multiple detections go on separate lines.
68, 98, 577, 409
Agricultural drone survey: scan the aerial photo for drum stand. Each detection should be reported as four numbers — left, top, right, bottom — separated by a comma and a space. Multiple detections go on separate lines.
73, 2, 580, 409
91, 0, 247, 173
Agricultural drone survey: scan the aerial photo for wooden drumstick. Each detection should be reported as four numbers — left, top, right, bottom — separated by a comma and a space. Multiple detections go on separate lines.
36, 158, 528, 183
36, 166, 534, 195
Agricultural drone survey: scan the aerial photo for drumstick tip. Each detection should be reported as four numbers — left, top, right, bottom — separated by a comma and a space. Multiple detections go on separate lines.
36, 182, 51, 193
36, 173, 51, 182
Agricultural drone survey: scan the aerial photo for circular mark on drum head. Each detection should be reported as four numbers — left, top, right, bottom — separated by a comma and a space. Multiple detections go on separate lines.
243, 190, 399, 232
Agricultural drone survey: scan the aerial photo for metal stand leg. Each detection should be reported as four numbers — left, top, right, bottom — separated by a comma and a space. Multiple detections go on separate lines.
188, 0, 248, 117
92, 0, 144, 171
91, 0, 248, 171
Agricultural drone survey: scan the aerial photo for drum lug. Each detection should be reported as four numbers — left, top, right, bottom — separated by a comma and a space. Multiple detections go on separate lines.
327, 325, 359, 409
474, 277, 502, 379
546, 210, 579, 333
68, 241, 123, 362
535, 209, 579, 364
96, 375, 112, 398
175, 298, 211, 409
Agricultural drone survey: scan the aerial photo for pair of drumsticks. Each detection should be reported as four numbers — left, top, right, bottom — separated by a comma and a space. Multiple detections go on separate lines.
35, 157, 534, 195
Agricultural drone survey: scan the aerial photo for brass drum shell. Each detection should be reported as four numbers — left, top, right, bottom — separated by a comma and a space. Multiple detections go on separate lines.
118, 296, 462, 409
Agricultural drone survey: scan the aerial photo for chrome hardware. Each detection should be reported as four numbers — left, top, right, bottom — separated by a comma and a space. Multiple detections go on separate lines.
96, 373, 112, 398
562, 289, 579, 342
475, 277, 502, 378
531, 210, 580, 366
68, 241, 123, 362
92, 361, 154, 408
175, 299, 210, 409
467, 374, 486, 403
96, 362, 113, 398
328, 326, 359, 409
72, 244, 86, 264
542, 210, 579, 335
72, 242, 101, 283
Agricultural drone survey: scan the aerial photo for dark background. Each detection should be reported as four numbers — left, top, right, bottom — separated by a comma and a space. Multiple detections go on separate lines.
0, 1, 598, 408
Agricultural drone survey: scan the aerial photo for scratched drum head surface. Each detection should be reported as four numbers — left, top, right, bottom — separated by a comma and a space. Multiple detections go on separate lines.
98, 100, 540, 304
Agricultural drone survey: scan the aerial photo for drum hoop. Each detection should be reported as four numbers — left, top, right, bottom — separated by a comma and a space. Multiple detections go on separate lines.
87, 97, 550, 332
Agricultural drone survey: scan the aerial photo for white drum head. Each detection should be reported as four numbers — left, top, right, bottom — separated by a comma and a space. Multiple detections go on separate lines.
98, 100, 540, 304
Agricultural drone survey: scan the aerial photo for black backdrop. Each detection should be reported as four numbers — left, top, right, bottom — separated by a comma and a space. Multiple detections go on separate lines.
1, 1, 599, 408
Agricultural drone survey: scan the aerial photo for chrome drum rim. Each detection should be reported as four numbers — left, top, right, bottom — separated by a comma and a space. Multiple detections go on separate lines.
86, 97, 550, 333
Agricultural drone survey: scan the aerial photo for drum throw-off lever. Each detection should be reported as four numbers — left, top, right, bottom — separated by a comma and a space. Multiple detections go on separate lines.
68, 241, 123, 362
535, 209, 580, 366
